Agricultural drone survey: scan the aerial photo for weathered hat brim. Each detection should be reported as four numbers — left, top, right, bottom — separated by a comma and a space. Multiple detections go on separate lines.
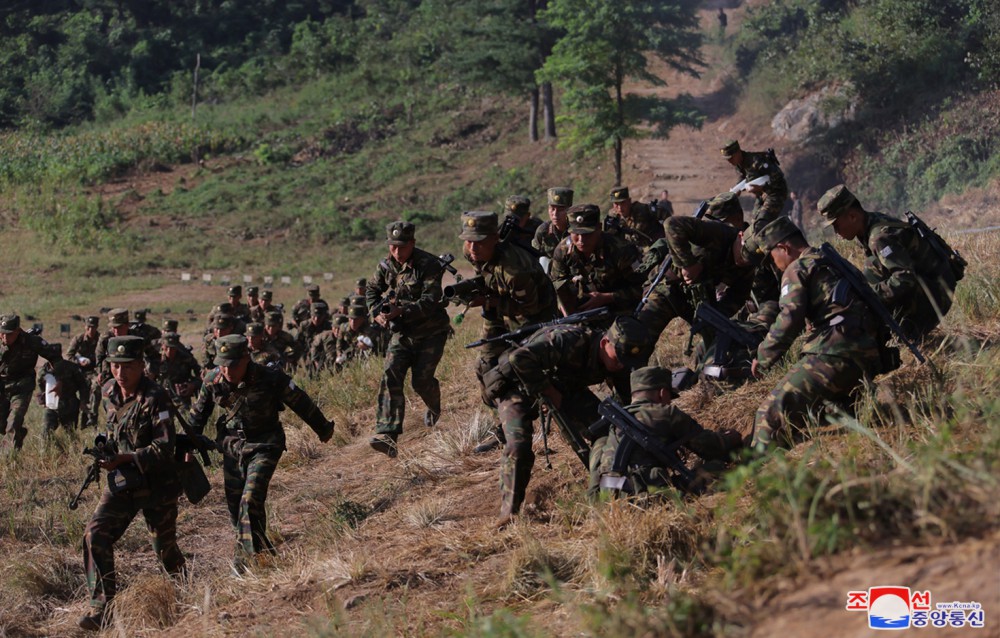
569, 225, 599, 234
459, 230, 490, 241
106, 355, 142, 363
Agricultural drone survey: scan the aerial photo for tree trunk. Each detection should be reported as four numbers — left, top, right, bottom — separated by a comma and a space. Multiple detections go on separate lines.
542, 81, 556, 139
529, 86, 539, 142
614, 73, 624, 184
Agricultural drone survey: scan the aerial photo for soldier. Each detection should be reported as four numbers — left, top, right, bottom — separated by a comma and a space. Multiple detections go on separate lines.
532, 187, 574, 261
96, 309, 161, 385
460, 211, 559, 454
481, 316, 652, 527
227, 286, 251, 323
749, 217, 882, 451
353, 279, 367, 300
655, 189, 675, 221
330, 296, 351, 326
162, 318, 179, 334
158, 332, 201, 410
131, 309, 162, 345
206, 302, 246, 337
704, 190, 781, 309
818, 184, 957, 340
189, 335, 334, 571
250, 289, 279, 325
721, 140, 789, 256
202, 314, 237, 369
335, 305, 386, 367
501, 195, 543, 253
605, 186, 665, 249
68, 315, 102, 427
79, 336, 185, 631
589, 366, 741, 499
0, 314, 62, 450
246, 323, 283, 368
263, 311, 299, 370
35, 343, 88, 437
296, 301, 331, 370
292, 284, 325, 328
365, 221, 450, 457
550, 204, 644, 322
245, 286, 260, 314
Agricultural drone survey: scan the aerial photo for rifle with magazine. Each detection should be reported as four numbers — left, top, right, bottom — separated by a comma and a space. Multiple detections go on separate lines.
634, 200, 709, 317
68, 434, 119, 510
465, 307, 611, 349
689, 302, 763, 379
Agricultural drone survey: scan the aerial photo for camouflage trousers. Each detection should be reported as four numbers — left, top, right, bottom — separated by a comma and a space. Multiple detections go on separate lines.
636, 282, 696, 350
0, 376, 35, 450
83, 371, 101, 428
752, 354, 870, 449
82, 486, 184, 611
497, 389, 599, 517
42, 398, 81, 437
223, 446, 282, 559
376, 331, 448, 436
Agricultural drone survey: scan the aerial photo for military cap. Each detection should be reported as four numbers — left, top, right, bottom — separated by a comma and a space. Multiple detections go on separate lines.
355, 278, 367, 288
215, 335, 249, 364
610, 186, 630, 203
265, 311, 283, 327
162, 332, 181, 348
505, 195, 531, 218
311, 301, 330, 316
386, 220, 416, 245
228, 285, 242, 297
217, 302, 234, 313
606, 316, 652, 370
162, 318, 179, 332
85, 316, 100, 328
547, 187, 574, 208
817, 184, 860, 225
108, 308, 129, 327
631, 366, 673, 393
334, 315, 349, 326
0, 314, 20, 333
349, 295, 366, 307
759, 217, 803, 253
261, 289, 273, 301
246, 322, 264, 337
347, 305, 367, 319
133, 309, 148, 322
214, 313, 236, 329
459, 211, 499, 241
247, 286, 259, 297
306, 284, 320, 297
720, 139, 741, 158
567, 204, 601, 235
339, 296, 351, 308
107, 335, 145, 363
705, 192, 743, 221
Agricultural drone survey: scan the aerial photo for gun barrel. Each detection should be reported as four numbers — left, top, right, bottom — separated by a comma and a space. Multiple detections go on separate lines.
443, 276, 484, 301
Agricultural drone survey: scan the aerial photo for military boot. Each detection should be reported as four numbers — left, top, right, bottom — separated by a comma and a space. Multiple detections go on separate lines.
369, 433, 398, 458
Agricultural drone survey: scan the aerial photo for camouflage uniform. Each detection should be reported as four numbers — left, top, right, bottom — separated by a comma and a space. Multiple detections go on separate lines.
333, 313, 387, 369
607, 186, 665, 249
130, 311, 162, 346
157, 335, 202, 410
36, 348, 88, 435
366, 222, 450, 443
95, 310, 161, 385
263, 312, 299, 370
751, 219, 881, 450
201, 314, 239, 370
68, 318, 101, 427
291, 285, 326, 328
722, 140, 789, 257
189, 336, 333, 562
0, 316, 61, 449
83, 338, 184, 622
295, 303, 332, 370
531, 187, 574, 259
501, 196, 544, 255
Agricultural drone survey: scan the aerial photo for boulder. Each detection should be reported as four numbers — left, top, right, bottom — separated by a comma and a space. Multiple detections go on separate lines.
772, 84, 857, 142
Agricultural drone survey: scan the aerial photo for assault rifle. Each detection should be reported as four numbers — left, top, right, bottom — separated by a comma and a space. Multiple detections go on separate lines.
465, 307, 611, 349
905, 211, 966, 282
633, 200, 708, 317
69, 434, 118, 510
819, 243, 925, 364
590, 398, 698, 494
538, 395, 590, 469
689, 303, 762, 379
443, 275, 486, 304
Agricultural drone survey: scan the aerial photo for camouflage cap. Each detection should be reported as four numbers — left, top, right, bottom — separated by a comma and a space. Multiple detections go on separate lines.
133, 309, 148, 322
311, 301, 330, 317
306, 284, 320, 298
339, 296, 351, 308
107, 335, 145, 363
247, 286, 259, 297
85, 316, 100, 328
547, 187, 574, 208
228, 285, 242, 297
264, 311, 283, 327
386, 220, 416, 245
759, 217, 804, 253
0, 314, 20, 333
567, 204, 601, 235
162, 332, 181, 348
349, 295, 366, 307
217, 302, 234, 314
720, 139, 741, 158
505, 195, 531, 218
108, 308, 129, 327
817, 184, 859, 226
347, 305, 367, 319
610, 186, 630, 203
334, 315, 349, 326
215, 334, 249, 364
459, 211, 499, 241
630, 366, 674, 393
214, 313, 236, 329
606, 316, 652, 370
162, 319, 179, 332
355, 278, 367, 287
705, 191, 743, 221
260, 289, 273, 301
245, 322, 264, 337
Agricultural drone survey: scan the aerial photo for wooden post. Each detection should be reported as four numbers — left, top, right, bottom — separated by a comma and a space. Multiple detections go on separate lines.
191, 53, 200, 119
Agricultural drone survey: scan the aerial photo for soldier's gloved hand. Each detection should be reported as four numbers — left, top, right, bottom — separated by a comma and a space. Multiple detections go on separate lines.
319, 421, 334, 443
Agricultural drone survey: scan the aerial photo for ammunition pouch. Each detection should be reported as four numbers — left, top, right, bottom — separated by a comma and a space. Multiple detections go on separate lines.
177, 458, 211, 504
107, 464, 146, 495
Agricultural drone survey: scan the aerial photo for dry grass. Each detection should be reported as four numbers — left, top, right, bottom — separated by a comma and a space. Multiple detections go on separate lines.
108, 573, 179, 634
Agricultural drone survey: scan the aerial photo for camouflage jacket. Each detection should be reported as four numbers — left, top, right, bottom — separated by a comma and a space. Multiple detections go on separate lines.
505, 216, 544, 254
664, 217, 755, 315
551, 232, 643, 315
101, 376, 178, 488
291, 297, 326, 327
336, 322, 387, 363
96, 330, 161, 383
190, 362, 332, 451
296, 319, 332, 367
0, 330, 61, 383
158, 348, 202, 387
249, 303, 280, 325
532, 220, 569, 259
67, 331, 99, 371
36, 358, 88, 405
505, 325, 616, 397
250, 343, 283, 369
606, 202, 665, 249
757, 247, 881, 371
230, 302, 251, 323
475, 241, 558, 327
734, 149, 788, 205
365, 247, 450, 339
265, 330, 299, 367
131, 322, 162, 345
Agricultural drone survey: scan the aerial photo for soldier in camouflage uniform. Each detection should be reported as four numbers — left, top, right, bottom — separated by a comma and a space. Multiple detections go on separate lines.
818, 184, 957, 340
246, 323, 283, 368
249, 289, 279, 325
606, 186, 666, 249
227, 285, 251, 323
460, 211, 559, 454
35, 343, 88, 436
501, 195, 543, 253
481, 316, 652, 526
245, 286, 260, 315
292, 284, 325, 328
721, 140, 789, 259
205, 302, 247, 338
334, 305, 386, 367
131, 309, 162, 346
0, 314, 63, 450
202, 314, 238, 369
189, 335, 334, 570
550, 204, 644, 323
68, 315, 102, 427
96, 309, 161, 386
589, 366, 741, 499
750, 218, 882, 451
330, 296, 351, 326
532, 187, 573, 260
296, 301, 331, 370
366, 221, 451, 457
158, 332, 201, 410
79, 336, 185, 631
263, 311, 299, 370
636, 216, 755, 347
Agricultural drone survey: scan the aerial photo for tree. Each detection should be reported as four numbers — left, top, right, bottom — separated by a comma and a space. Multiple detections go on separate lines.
538, 0, 703, 183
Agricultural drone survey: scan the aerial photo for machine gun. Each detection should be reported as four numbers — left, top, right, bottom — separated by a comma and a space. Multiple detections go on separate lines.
68, 434, 118, 510
443, 275, 486, 305
689, 303, 763, 379
905, 211, 966, 282
634, 200, 709, 318
819, 243, 925, 364
590, 398, 698, 494
465, 307, 611, 349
